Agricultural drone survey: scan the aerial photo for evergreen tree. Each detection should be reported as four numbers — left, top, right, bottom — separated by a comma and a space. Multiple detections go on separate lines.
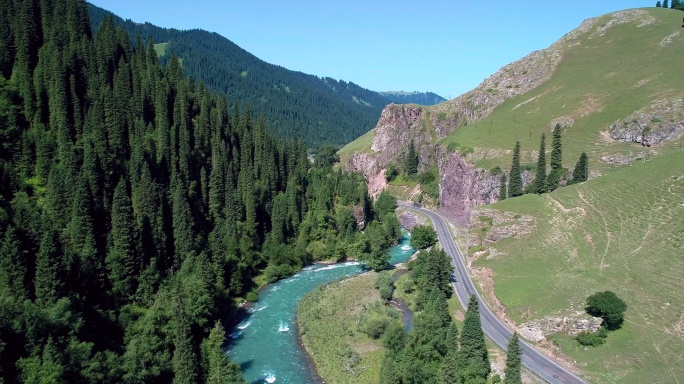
664, 0, 669, 8
656, 1, 662, 7
202, 321, 246, 384
405, 140, 419, 175
546, 124, 563, 192
503, 333, 522, 384
533, 133, 547, 194
508, 141, 523, 197
0, 226, 27, 300
107, 178, 139, 300
569, 152, 589, 185
457, 295, 490, 383
438, 322, 463, 384
499, 172, 508, 201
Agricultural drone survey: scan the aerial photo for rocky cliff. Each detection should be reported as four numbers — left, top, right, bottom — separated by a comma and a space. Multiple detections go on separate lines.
344, 9, 680, 223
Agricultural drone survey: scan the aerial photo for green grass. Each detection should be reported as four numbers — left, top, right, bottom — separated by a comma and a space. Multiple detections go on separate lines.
442, 8, 684, 175
473, 149, 684, 383
338, 129, 375, 157
297, 272, 389, 383
153, 42, 168, 57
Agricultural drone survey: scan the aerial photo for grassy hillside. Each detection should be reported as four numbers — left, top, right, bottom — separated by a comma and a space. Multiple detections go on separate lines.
444, 8, 684, 173
471, 148, 684, 383
342, 8, 684, 172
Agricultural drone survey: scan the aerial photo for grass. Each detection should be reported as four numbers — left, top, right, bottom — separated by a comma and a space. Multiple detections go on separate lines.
153, 42, 168, 57
441, 8, 684, 175
472, 149, 684, 383
297, 272, 390, 383
338, 129, 375, 157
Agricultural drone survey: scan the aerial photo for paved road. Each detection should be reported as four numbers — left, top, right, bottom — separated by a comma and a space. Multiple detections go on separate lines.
398, 203, 587, 384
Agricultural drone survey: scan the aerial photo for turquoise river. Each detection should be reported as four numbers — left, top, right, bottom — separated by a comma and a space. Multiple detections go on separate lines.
227, 231, 415, 384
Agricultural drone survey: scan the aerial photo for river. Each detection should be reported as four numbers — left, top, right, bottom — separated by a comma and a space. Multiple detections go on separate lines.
226, 231, 415, 384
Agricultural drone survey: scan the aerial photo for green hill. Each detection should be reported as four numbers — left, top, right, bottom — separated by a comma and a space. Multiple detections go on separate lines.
87, 4, 392, 148
341, 7, 684, 383
471, 148, 684, 383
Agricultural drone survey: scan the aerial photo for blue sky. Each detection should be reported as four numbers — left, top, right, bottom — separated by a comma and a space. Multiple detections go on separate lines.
89, 0, 650, 99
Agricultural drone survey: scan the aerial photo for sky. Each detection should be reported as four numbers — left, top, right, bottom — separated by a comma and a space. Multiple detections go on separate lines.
89, 0, 650, 99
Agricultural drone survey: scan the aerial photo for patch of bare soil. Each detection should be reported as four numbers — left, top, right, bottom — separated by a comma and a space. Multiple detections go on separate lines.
574, 96, 603, 118
599, 130, 615, 143
454, 310, 465, 322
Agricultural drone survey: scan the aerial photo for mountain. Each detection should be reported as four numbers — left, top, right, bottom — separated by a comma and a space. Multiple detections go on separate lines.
86, 4, 398, 148
379, 91, 446, 106
341, 7, 684, 383
0, 0, 398, 382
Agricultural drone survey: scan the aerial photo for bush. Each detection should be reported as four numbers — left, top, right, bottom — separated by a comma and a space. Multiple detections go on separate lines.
375, 272, 395, 301
246, 291, 259, 302
489, 166, 502, 175
360, 316, 390, 339
586, 291, 627, 330
575, 328, 607, 346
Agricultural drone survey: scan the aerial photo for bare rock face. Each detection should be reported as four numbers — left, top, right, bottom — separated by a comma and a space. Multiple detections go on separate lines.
396, 209, 427, 231
610, 98, 684, 147
437, 148, 500, 225
370, 104, 433, 167
345, 151, 387, 198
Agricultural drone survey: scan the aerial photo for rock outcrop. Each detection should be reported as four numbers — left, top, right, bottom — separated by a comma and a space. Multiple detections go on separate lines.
610, 98, 684, 147
437, 149, 500, 225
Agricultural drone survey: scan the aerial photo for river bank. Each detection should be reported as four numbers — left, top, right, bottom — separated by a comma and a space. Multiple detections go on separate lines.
297, 271, 393, 383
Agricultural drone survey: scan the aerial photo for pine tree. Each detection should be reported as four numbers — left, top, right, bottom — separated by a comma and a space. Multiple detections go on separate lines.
0, 226, 27, 300
202, 321, 246, 384
457, 295, 490, 383
499, 172, 508, 201
107, 177, 139, 300
533, 133, 547, 194
405, 140, 418, 175
503, 333, 522, 384
508, 141, 523, 197
546, 124, 563, 192
656, 1, 662, 7
569, 152, 589, 185
664, 0, 669, 8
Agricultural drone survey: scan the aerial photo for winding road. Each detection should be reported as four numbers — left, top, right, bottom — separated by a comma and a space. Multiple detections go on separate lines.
398, 203, 586, 384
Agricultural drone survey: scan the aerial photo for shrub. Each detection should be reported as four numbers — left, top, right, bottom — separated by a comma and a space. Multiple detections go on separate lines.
575, 328, 607, 346
246, 291, 259, 302
360, 316, 390, 339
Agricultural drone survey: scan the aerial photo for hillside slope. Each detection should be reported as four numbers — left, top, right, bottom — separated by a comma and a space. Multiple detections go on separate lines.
342, 8, 684, 218
341, 7, 684, 383
87, 4, 389, 147
469, 149, 684, 383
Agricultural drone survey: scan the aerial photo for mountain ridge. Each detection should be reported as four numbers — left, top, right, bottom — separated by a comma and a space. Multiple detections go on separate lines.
87, 4, 444, 147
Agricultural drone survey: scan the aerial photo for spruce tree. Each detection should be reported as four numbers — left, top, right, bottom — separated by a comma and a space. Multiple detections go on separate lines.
569, 152, 588, 185
533, 133, 547, 194
508, 141, 523, 197
547, 124, 563, 192
457, 295, 490, 383
203, 321, 246, 384
405, 140, 419, 175
664, 0, 669, 8
107, 178, 139, 300
499, 172, 508, 201
656, 1, 662, 7
503, 333, 522, 384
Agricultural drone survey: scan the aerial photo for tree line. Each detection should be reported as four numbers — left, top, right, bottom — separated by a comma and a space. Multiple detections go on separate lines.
499, 124, 588, 200
0, 0, 391, 382
376, 246, 523, 384
86, 3, 391, 148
